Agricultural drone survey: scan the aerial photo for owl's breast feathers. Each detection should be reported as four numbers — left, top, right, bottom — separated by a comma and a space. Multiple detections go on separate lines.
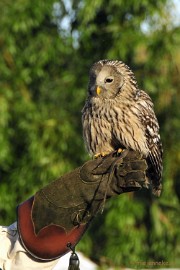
82, 96, 149, 156
82, 98, 115, 155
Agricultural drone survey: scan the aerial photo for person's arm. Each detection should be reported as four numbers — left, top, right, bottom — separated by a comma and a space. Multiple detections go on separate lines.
17, 150, 148, 262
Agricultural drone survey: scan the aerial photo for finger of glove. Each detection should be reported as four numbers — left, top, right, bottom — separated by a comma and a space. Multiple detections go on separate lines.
92, 155, 120, 175
119, 160, 148, 172
81, 159, 103, 173
121, 184, 142, 193
80, 155, 118, 182
116, 175, 143, 192
122, 150, 144, 161
109, 177, 142, 195
123, 171, 147, 185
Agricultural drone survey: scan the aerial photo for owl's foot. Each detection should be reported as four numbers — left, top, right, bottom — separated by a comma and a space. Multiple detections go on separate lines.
116, 148, 126, 156
94, 152, 111, 158
94, 149, 127, 158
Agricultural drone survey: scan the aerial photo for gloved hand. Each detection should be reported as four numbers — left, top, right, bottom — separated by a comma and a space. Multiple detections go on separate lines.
17, 150, 148, 261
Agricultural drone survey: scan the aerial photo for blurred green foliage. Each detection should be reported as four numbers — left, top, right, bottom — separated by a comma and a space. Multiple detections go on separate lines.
0, 0, 179, 268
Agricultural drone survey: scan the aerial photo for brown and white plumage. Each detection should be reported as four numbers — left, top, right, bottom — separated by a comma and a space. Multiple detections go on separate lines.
82, 60, 163, 196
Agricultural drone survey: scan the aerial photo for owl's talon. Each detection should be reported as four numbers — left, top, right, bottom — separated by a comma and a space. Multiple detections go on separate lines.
117, 148, 123, 153
94, 152, 110, 158
116, 148, 126, 156
94, 153, 101, 159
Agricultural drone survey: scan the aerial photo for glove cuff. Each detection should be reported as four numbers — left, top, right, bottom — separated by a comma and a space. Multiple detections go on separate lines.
17, 197, 88, 261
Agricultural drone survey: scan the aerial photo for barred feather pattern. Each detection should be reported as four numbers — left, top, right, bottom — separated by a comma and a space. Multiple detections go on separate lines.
82, 60, 163, 196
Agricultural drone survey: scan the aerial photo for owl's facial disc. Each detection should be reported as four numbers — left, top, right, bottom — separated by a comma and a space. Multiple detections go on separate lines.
94, 67, 123, 99
96, 76, 114, 95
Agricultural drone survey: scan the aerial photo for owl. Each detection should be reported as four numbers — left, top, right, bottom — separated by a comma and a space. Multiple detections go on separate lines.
82, 60, 163, 196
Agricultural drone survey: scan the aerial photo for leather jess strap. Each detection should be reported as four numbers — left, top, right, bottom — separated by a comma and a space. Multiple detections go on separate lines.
17, 197, 87, 261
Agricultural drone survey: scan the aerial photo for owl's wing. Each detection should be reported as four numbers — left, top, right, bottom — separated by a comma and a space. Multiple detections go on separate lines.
138, 90, 163, 196
82, 104, 90, 153
82, 102, 94, 156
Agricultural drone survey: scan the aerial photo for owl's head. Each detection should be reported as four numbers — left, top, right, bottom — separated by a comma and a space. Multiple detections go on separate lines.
88, 59, 139, 100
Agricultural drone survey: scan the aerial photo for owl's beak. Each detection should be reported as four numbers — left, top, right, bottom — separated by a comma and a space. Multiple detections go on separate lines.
96, 86, 101, 95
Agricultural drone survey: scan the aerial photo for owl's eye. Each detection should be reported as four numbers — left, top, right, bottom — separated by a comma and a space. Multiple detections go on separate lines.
105, 77, 114, 83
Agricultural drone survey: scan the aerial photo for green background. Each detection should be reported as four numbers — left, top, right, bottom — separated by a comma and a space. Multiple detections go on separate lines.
0, 0, 179, 268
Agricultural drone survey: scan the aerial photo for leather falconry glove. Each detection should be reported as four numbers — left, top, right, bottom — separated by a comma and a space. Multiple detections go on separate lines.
17, 150, 148, 261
